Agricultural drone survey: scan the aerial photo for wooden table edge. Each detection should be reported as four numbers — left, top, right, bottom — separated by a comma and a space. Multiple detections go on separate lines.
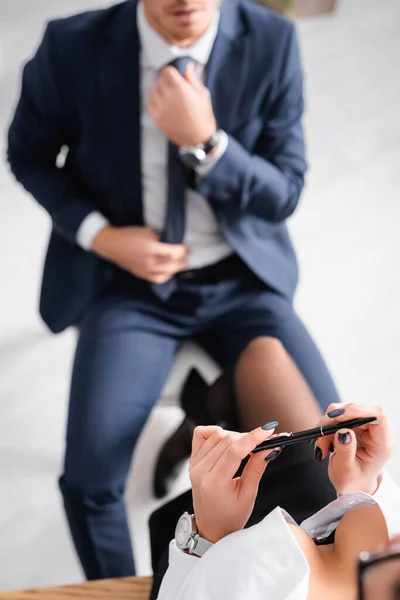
0, 577, 153, 599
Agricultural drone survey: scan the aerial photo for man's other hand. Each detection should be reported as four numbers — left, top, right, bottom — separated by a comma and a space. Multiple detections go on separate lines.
92, 225, 189, 284
147, 62, 217, 147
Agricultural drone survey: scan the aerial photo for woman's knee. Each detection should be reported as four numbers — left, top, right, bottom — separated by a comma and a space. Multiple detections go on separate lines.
240, 336, 287, 365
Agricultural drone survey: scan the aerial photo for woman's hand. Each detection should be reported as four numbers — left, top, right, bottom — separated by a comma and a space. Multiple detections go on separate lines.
315, 403, 394, 496
189, 423, 280, 544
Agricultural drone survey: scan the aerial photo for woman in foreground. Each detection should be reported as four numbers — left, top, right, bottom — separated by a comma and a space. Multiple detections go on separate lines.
157, 401, 400, 599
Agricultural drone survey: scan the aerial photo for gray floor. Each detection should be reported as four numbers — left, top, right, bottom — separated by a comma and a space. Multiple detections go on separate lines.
1, 0, 400, 592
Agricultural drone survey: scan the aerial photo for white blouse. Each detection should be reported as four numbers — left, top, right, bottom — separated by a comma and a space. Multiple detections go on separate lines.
157, 472, 400, 600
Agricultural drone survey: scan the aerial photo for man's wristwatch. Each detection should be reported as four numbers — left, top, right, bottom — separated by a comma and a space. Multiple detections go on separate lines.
175, 512, 214, 557
179, 130, 221, 168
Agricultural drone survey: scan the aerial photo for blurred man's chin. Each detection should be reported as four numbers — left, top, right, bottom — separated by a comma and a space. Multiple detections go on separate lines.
166, 8, 208, 35
170, 8, 203, 23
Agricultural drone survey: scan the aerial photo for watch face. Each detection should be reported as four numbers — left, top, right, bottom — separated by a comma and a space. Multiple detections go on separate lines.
181, 147, 206, 169
175, 515, 191, 548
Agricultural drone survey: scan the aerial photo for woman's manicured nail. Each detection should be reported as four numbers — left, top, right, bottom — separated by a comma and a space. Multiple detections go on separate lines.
339, 431, 351, 445
314, 447, 323, 462
264, 448, 282, 462
262, 421, 279, 431
327, 408, 345, 418
329, 442, 335, 453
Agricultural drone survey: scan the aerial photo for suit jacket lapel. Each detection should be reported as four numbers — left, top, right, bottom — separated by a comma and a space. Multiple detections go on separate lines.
96, 0, 143, 225
206, 0, 249, 133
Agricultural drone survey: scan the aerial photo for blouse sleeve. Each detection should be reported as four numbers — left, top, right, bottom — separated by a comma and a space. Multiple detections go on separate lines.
300, 471, 400, 542
157, 508, 310, 600
156, 541, 200, 600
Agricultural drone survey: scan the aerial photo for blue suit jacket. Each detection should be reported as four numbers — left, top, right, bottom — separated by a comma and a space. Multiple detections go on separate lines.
8, 0, 307, 333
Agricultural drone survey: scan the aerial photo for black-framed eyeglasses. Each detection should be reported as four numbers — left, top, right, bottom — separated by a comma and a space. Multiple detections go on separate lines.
358, 545, 400, 600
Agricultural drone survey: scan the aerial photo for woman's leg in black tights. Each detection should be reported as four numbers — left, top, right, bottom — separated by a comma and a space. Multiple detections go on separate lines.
234, 336, 324, 433
190, 335, 324, 435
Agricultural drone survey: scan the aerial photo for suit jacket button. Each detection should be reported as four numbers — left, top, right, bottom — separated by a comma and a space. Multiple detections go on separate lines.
218, 188, 231, 200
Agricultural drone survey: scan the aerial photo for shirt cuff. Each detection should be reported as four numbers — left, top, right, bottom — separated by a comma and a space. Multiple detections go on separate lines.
76, 211, 110, 251
195, 130, 229, 178
156, 541, 200, 600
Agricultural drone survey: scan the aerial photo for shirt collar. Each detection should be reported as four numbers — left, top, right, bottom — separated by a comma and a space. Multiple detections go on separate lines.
137, 1, 219, 70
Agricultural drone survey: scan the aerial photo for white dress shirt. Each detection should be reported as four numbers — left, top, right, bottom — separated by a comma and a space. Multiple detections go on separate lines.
157, 471, 400, 600
77, 2, 232, 269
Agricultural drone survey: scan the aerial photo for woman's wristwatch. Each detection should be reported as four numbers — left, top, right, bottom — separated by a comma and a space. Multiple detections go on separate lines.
175, 512, 214, 557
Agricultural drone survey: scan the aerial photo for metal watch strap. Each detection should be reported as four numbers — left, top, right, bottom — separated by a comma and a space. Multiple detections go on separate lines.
202, 131, 220, 155
188, 532, 214, 557
180, 131, 220, 157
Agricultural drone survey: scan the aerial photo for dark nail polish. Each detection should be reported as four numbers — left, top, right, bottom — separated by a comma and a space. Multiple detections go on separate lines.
262, 421, 279, 431
314, 447, 323, 462
339, 432, 351, 445
329, 442, 335, 453
327, 408, 345, 419
308, 438, 317, 445
264, 448, 282, 462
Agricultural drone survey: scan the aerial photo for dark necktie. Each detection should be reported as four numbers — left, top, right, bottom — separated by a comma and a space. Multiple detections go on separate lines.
153, 57, 192, 300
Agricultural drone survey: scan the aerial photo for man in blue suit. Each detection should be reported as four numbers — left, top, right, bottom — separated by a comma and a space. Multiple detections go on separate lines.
8, 0, 340, 580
